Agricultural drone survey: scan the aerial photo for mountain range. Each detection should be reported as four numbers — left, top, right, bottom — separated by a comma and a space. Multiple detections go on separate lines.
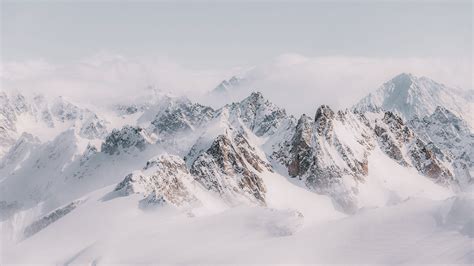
0, 73, 473, 264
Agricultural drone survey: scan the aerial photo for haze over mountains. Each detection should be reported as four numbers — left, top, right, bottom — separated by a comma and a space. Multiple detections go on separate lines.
0, 73, 473, 264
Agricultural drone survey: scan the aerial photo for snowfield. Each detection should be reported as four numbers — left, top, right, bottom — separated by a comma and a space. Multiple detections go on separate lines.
2, 188, 472, 264
1, 164, 471, 264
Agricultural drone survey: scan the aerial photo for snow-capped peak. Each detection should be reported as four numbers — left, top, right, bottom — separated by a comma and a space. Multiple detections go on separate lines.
212, 75, 246, 95
223, 91, 289, 137
353, 73, 474, 128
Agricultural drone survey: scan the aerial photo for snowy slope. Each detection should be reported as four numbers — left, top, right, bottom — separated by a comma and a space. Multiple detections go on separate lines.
1, 187, 469, 264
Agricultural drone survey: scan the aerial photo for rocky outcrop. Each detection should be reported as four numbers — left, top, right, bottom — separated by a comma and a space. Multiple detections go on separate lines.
23, 200, 81, 238
375, 111, 455, 184
374, 112, 411, 166
288, 114, 313, 177
314, 105, 335, 138
114, 131, 272, 208
409, 106, 473, 185
190, 133, 270, 205
226, 92, 288, 136
409, 139, 455, 185
114, 155, 198, 208
150, 100, 214, 135
115, 104, 140, 116
78, 112, 108, 139
101, 126, 149, 155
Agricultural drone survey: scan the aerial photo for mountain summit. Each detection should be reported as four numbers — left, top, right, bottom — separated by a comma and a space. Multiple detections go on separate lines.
354, 73, 473, 127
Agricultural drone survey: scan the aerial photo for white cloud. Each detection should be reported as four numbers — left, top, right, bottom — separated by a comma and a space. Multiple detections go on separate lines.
0, 52, 236, 105
1, 53, 471, 116
214, 54, 472, 116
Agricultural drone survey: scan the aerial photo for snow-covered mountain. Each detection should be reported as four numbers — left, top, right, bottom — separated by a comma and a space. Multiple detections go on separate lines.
353, 73, 473, 187
1, 75, 473, 264
354, 73, 474, 128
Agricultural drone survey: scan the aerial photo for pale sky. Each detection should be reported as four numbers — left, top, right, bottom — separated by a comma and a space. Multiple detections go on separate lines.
0, 1, 472, 114
1, 1, 472, 68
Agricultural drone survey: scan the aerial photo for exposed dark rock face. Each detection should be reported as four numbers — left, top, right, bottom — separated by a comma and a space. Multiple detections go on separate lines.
374, 115, 409, 166
314, 105, 335, 138
190, 133, 269, 204
150, 101, 214, 135
288, 114, 313, 177
375, 111, 455, 184
381, 111, 414, 143
409, 139, 455, 185
101, 126, 148, 155
23, 201, 81, 238
409, 106, 474, 186
116, 104, 140, 115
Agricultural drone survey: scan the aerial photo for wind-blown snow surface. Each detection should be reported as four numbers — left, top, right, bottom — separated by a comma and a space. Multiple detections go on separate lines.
2, 173, 471, 265
2, 190, 472, 264
1, 74, 473, 264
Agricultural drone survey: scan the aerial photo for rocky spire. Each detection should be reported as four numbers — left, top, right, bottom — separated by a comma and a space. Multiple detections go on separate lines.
314, 105, 335, 138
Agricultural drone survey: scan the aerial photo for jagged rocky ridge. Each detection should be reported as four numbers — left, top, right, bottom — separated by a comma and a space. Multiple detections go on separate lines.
150, 100, 214, 136
101, 126, 151, 155
114, 131, 273, 207
189, 133, 271, 205
104, 93, 284, 207
107, 90, 466, 213
409, 106, 474, 186
374, 111, 454, 185
113, 155, 199, 208
272, 104, 459, 212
